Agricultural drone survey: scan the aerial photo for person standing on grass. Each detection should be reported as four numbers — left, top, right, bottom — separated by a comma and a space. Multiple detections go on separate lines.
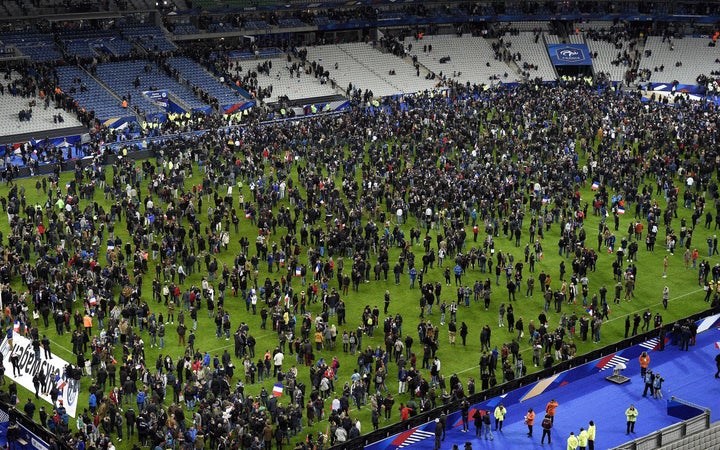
632, 313, 641, 336
625, 315, 631, 338
662, 286, 669, 309
625, 404, 638, 434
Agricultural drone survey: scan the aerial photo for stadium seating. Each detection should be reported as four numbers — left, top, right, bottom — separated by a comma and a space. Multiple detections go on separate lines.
585, 37, 633, 83
171, 23, 201, 35
277, 18, 305, 29
252, 58, 339, 103
122, 25, 177, 52
312, 16, 333, 27
207, 23, 237, 33
304, 44, 400, 98
500, 31, 557, 81
55, 66, 134, 122
0, 31, 61, 62
244, 21, 271, 31
513, 20, 551, 32
638, 36, 720, 85
544, 33, 584, 45
102, 37, 136, 57
337, 42, 435, 94
660, 424, 720, 450
407, 34, 512, 85
167, 56, 249, 106
305, 42, 435, 98
64, 40, 100, 59
95, 60, 209, 114
0, 71, 83, 137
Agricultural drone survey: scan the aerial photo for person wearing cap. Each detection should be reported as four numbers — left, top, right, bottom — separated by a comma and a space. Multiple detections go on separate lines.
653, 372, 665, 399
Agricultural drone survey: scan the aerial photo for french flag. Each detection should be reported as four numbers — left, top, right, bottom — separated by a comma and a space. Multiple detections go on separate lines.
272, 383, 284, 397
542, 196, 549, 205
591, 181, 600, 190
617, 207, 625, 215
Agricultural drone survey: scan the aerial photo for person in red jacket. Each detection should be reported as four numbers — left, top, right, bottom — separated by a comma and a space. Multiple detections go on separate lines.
524, 408, 536, 437
545, 399, 559, 423
639, 351, 650, 378
399, 403, 411, 421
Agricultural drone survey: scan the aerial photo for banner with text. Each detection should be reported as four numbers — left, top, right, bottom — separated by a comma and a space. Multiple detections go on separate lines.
144, 90, 187, 114
0, 333, 79, 417
144, 90, 170, 110
547, 43, 591, 66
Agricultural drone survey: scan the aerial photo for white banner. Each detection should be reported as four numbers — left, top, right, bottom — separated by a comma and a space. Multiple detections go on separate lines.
0, 332, 79, 417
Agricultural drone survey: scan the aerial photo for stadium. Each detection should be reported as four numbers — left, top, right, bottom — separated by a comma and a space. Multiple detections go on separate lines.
0, 1, 719, 450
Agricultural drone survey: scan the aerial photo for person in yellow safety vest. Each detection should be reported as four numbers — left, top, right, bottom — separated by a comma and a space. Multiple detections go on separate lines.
567, 431, 579, 450
577, 427, 588, 450
493, 403, 506, 431
587, 421, 596, 450
625, 404, 638, 434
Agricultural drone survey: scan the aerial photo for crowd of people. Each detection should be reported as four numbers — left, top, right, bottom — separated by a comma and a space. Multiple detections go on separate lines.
0, 26, 718, 450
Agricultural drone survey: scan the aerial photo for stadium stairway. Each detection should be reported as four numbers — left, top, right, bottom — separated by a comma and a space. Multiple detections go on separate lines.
541, 33, 561, 81
284, 52, 350, 102
494, 37, 524, 80
55, 65, 139, 124
168, 56, 248, 110
166, 91, 193, 114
